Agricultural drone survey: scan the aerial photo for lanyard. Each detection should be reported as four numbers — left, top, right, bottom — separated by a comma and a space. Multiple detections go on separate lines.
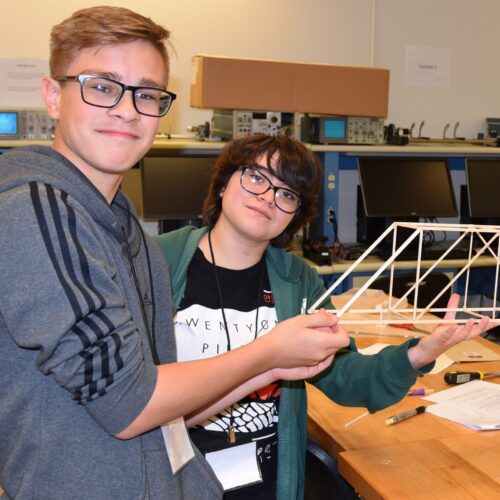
207, 229, 266, 351
207, 229, 266, 444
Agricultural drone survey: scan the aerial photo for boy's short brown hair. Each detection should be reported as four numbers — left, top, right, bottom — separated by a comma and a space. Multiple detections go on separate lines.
50, 6, 170, 78
203, 134, 323, 248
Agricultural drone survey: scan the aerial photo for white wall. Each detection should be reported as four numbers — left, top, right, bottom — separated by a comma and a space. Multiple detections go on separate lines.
375, 0, 500, 139
0, 0, 372, 135
1, 0, 499, 139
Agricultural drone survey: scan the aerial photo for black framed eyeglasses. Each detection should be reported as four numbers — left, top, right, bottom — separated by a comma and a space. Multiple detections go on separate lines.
240, 166, 301, 214
55, 74, 176, 117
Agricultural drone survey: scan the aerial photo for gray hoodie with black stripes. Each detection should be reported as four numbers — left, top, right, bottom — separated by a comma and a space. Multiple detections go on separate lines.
0, 145, 222, 499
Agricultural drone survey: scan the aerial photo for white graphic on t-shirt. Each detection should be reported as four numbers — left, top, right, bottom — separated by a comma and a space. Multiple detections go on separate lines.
175, 304, 278, 361
175, 303, 279, 432
203, 399, 279, 433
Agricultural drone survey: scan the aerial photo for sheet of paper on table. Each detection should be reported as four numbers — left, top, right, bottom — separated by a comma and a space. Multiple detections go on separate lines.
423, 380, 500, 431
445, 339, 500, 363
429, 353, 454, 374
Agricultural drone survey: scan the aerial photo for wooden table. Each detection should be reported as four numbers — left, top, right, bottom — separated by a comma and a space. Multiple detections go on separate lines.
339, 434, 500, 499
307, 333, 500, 499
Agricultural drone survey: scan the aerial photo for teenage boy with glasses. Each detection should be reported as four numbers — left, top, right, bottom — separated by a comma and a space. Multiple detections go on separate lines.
0, 6, 356, 499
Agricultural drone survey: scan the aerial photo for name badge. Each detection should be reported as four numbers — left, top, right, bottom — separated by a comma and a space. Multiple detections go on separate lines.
205, 442, 262, 491
161, 417, 195, 474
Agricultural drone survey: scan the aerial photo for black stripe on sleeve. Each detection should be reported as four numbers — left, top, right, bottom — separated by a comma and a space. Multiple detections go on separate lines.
61, 190, 106, 308
110, 332, 124, 371
71, 324, 91, 349
45, 185, 97, 313
29, 182, 83, 320
30, 182, 130, 403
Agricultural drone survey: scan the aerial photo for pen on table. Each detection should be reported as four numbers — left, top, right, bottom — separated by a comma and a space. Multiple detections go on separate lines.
408, 388, 434, 397
385, 406, 426, 426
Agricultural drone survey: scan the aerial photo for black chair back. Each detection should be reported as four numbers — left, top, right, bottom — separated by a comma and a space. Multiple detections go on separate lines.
305, 437, 358, 499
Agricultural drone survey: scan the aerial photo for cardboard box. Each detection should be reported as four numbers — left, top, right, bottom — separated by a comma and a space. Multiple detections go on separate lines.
191, 55, 389, 118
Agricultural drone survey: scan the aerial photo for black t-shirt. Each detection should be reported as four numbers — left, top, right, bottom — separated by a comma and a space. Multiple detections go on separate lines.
175, 248, 280, 498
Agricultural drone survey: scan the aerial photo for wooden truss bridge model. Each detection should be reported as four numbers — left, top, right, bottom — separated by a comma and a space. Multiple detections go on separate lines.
308, 222, 500, 326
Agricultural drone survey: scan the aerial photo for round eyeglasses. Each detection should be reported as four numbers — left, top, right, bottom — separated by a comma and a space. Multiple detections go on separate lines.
55, 74, 176, 117
240, 166, 301, 214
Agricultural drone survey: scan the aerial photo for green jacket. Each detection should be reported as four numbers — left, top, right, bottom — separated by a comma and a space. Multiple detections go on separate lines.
155, 226, 432, 500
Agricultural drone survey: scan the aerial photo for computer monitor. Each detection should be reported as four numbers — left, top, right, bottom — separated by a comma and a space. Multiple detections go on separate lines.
141, 154, 217, 231
357, 156, 457, 218
465, 158, 500, 224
